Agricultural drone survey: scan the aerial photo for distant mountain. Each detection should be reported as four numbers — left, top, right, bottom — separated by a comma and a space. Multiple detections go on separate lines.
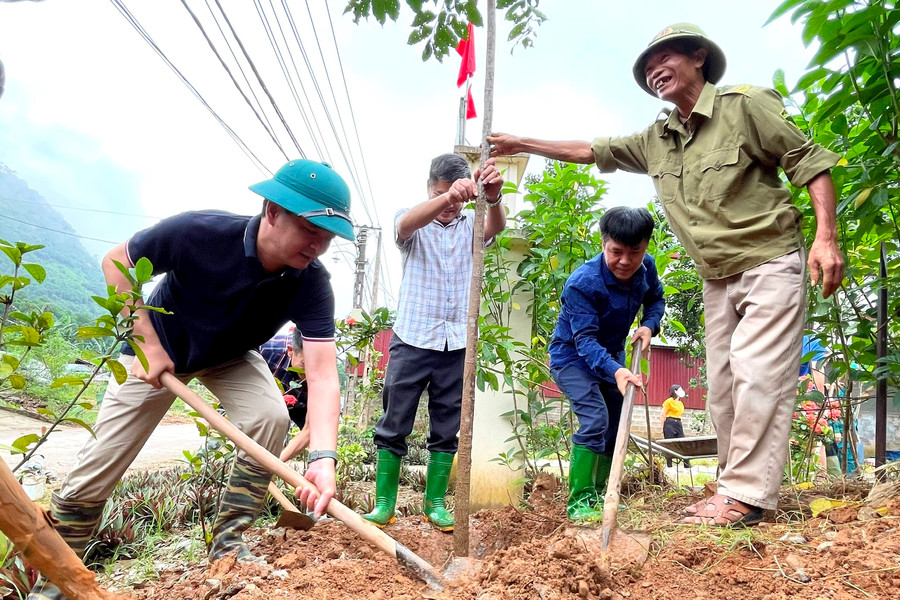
0, 163, 105, 322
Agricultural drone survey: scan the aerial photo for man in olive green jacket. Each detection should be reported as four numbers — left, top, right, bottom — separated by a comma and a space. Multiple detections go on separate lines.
488, 23, 845, 526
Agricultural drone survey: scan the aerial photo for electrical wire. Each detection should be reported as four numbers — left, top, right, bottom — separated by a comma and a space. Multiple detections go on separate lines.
202, 0, 280, 154
259, 0, 329, 161
321, 0, 380, 228
180, 0, 289, 161
3, 198, 161, 220
212, 0, 305, 158
299, 0, 377, 226
0, 214, 119, 245
108, 0, 271, 176
278, 0, 376, 226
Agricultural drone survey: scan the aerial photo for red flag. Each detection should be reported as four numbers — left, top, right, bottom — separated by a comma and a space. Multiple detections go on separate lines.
466, 86, 477, 119
456, 22, 475, 87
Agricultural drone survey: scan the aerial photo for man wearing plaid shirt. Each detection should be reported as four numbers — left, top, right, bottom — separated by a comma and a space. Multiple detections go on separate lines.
363, 153, 506, 531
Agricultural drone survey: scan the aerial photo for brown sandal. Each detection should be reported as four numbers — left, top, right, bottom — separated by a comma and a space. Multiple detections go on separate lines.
680, 494, 764, 527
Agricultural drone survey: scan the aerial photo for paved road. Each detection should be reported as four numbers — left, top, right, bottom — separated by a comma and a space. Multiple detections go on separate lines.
0, 408, 202, 478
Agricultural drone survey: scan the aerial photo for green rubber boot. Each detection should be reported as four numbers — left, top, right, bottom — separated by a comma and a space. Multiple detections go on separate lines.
567, 445, 603, 521
27, 493, 107, 600
210, 457, 271, 563
363, 450, 401, 527
594, 452, 613, 499
423, 451, 455, 531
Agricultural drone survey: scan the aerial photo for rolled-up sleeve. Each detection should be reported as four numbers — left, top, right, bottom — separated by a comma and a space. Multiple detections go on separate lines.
750, 89, 840, 188
591, 132, 651, 175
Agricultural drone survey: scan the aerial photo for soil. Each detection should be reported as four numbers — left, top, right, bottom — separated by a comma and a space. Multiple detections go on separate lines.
115, 475, 900, 600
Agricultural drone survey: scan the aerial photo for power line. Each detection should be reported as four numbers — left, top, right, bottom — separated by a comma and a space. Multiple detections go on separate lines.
300, 0, 378, 227
0, 214, 119, 245
213, 0, 304, 157
5, 198, 160, 220
180, 0, 289, 161
321, 0, 380, 228
259, 0, 329, 160
108, 0, 271, 176
277, 0, 376, 226
202, 0, 281, 154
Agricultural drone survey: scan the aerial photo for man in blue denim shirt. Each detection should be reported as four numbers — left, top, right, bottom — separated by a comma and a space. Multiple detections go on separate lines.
550, 206, 665, 520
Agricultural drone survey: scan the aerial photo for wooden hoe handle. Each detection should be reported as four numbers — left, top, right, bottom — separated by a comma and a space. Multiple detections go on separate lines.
160, 372, 444, 589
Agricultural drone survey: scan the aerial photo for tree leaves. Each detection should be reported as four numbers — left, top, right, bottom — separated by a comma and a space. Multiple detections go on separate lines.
344, 0, 544, 62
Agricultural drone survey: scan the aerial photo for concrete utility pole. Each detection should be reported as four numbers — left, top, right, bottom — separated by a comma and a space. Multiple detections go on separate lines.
369, 229, 382, 313
352, 226, 369, 310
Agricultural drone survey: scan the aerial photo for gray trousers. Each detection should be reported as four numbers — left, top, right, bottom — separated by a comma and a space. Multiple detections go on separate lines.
60, 351, 290, 502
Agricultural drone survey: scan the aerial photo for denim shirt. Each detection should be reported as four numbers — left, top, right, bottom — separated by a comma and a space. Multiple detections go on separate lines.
549, 253, 665, 381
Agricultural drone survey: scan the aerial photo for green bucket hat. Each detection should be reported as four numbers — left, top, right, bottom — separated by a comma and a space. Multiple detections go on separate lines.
632, 23, 726, 97
250, 159, 355, 242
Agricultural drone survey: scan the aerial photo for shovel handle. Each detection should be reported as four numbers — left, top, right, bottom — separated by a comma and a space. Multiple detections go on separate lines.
600, 339, 643, 553
161, 373, 445, 589
267, 481, 302, 513
162, 373, 387, 553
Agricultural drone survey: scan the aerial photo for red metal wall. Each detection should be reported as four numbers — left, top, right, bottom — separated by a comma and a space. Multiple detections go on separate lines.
347, 329, 392, 376
348, 332, 706, 410
640, 346, 706, 409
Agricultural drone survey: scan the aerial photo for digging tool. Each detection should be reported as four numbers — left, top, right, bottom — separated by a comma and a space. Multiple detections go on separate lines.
160, 372, 445, 590
267, 481, 315, 530
599, 340, 652, 566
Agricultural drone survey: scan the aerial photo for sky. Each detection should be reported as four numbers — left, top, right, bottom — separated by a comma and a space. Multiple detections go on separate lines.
0, 0, 819, 320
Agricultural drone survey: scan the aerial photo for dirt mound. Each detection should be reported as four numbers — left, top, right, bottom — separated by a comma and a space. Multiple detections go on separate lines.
123, 484, 900, 600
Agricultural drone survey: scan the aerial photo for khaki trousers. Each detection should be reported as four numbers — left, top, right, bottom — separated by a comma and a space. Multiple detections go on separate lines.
60, 351, 290, 502
703, 250, 806, 510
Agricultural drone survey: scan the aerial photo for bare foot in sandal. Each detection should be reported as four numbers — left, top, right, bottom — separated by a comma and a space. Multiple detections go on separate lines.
681, 494, 764, 527
682, 497, 709, 516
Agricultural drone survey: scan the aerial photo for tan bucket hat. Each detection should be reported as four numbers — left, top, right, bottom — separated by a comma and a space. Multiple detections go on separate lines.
632, 23, 726, 96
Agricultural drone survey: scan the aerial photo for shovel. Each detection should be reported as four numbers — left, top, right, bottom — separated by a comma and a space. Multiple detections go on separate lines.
267, 481, 315, 530
161, 372, 446, 590
598, 340, 652, 566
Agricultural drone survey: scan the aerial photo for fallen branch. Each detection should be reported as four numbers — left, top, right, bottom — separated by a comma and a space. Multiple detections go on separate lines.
0, 461, 129, 600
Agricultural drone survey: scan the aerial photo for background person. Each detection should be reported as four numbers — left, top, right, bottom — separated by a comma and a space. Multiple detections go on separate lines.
661, 384, 690, 467
549, 207, 664, 521
362, 154, 505, 532
488, 22, 845, 527
259, 328, 311, 461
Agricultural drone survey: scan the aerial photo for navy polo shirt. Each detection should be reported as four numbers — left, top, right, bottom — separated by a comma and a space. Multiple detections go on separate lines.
549, 253, 665, 381
121, 211, 335, 373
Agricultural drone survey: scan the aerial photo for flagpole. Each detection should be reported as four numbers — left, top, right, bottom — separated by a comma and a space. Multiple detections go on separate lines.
456, 79, 467, 146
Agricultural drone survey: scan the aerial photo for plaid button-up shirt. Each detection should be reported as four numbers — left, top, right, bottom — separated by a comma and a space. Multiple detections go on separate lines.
258, 334, 292, 390
392, 209, 481, 351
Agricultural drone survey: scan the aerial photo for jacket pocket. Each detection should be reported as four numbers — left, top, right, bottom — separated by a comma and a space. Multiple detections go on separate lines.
698, 146, 747, 200
648, 158, 682, 205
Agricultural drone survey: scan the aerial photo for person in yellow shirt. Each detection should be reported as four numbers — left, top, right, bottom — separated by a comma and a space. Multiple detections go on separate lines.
661, 384, 689, 467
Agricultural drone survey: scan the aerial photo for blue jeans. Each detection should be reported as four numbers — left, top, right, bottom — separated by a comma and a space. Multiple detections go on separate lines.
552, 365, 623, 455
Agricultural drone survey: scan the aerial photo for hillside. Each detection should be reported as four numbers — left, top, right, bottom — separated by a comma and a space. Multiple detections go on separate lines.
0, 163, 106, 322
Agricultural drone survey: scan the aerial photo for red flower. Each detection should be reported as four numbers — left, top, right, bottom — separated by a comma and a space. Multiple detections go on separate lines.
283, 394, 297, 407
346, 317, 357, 326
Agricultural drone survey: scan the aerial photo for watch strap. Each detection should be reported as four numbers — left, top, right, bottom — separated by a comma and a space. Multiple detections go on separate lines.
308, 449, 338, 464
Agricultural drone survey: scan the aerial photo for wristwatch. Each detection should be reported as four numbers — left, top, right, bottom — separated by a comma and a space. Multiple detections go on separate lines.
307, 450, 338, 465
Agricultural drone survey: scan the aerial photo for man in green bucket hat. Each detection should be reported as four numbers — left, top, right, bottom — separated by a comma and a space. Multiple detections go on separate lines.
488, 23, 845, 527
27, 159, 351, 600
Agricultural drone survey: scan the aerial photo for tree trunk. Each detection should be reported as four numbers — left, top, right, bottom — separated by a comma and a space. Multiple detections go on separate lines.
0, 461, 129, 600
454, 0, 496, 559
